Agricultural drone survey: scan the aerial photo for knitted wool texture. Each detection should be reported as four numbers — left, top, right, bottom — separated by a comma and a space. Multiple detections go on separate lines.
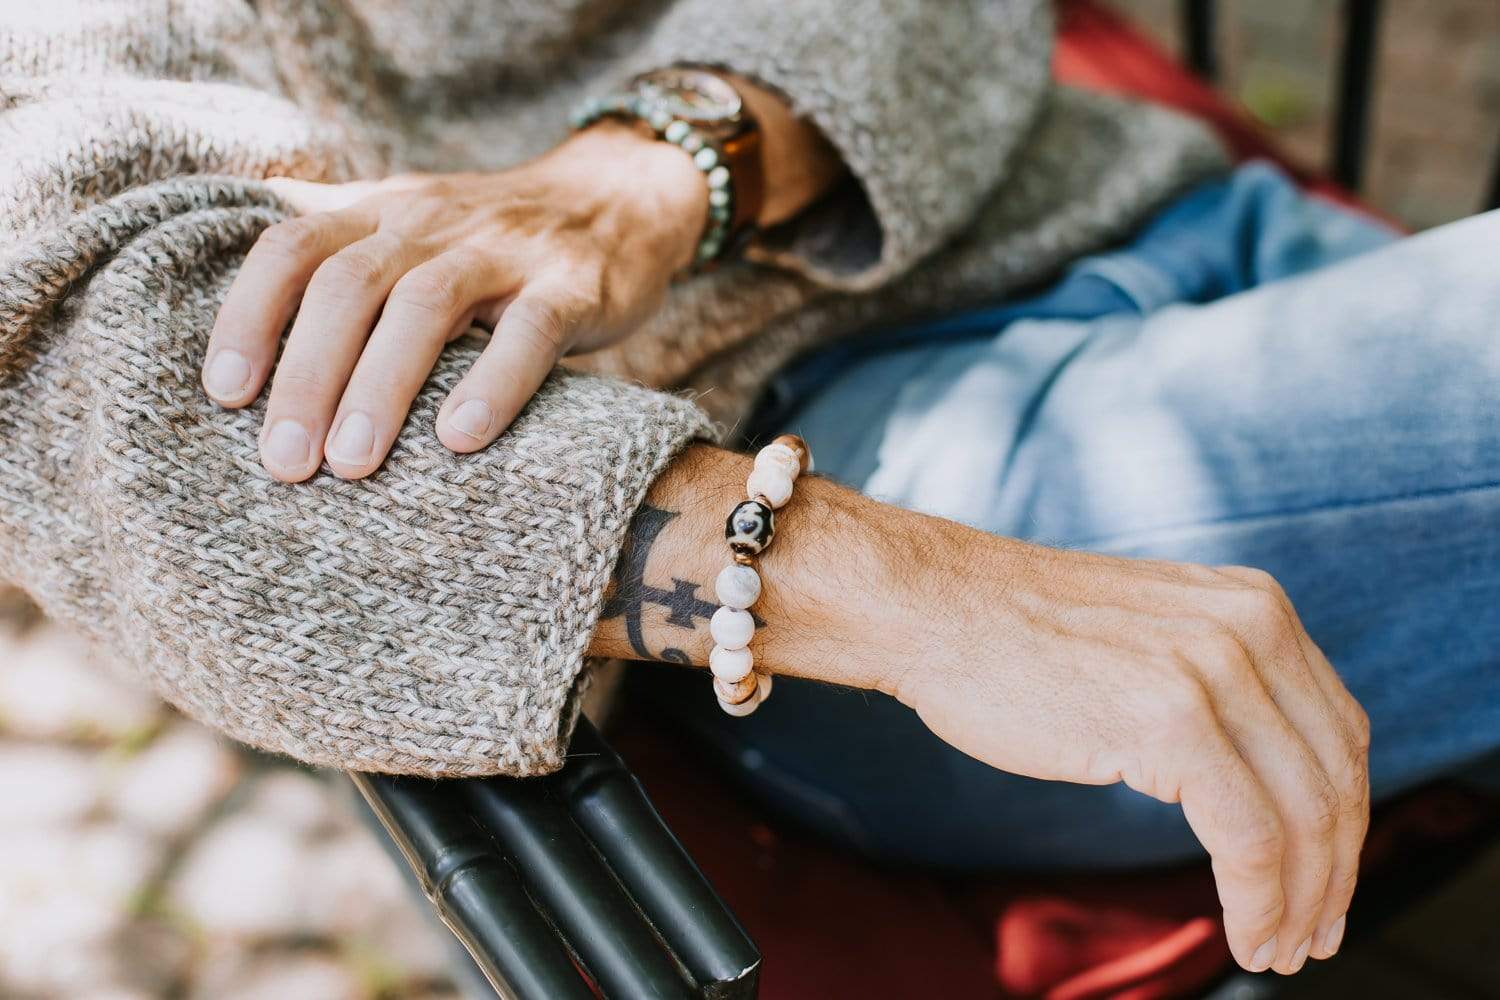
0, 0, 1226, 776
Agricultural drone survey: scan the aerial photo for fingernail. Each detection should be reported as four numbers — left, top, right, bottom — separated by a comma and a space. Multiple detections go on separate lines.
449, 398, 493, 440
263, 419, 311, 472
1250, 936, 1277, 972
1290, 935, 1312, 972
204, 349, 251, 399
327, 412, 374, 466
1322, 915, 1346, 957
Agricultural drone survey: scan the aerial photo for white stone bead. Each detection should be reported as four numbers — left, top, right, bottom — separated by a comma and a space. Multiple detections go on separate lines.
746, 466, 794, 509
714, 672, 758, 705
755, 443, 803, 482
755, 671, 773, 703
709, 606, 754, 650
709, 644, 753, 682
716, 691, 761, 717
714, 564, 761, 610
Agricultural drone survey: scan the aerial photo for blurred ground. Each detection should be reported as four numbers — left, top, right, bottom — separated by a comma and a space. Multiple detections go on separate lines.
0, 595, 463, 1000
1103, 0, 1500, 230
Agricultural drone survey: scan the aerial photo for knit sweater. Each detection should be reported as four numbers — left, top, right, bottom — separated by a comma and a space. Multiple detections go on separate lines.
0, 1, 1227, 776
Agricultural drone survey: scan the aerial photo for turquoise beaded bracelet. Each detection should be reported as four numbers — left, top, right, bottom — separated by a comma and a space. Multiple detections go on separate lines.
569, 89, 735, 267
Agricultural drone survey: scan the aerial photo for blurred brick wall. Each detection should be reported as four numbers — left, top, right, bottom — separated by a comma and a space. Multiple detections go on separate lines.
1102, 0, 1500, 229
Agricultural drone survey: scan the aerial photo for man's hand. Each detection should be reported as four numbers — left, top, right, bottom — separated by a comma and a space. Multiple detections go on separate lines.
203, 122, 706, 482
591, 446, 1370, 977
896, 542, 1370, 975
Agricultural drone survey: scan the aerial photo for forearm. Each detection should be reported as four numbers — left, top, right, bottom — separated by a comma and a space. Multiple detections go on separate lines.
589, 444, 1010, 695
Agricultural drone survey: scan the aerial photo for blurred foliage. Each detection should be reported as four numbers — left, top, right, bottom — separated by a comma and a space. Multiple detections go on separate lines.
1238, 69, 1316, 129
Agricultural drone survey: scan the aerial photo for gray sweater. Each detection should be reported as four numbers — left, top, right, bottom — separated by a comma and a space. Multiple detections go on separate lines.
0, 0, 1226, 776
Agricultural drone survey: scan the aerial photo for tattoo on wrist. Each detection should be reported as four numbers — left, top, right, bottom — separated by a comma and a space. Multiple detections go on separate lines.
600, 503, 760, 663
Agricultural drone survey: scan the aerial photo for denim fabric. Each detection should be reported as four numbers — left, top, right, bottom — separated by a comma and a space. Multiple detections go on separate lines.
647, 162, 1500, 871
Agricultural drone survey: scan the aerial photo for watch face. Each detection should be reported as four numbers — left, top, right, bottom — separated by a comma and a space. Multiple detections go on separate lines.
636, 68, 742, 124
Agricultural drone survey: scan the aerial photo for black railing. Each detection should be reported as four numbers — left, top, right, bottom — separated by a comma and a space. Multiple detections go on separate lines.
1176, 0, 1499, 212
1331, 0, 1382, 193
1181, 0, 1218, 83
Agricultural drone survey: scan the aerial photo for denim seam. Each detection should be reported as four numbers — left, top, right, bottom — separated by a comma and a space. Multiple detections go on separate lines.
1072, 477, 1500, 551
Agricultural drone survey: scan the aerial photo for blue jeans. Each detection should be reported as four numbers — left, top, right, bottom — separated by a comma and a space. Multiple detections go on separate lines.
650, 163, 1500, 871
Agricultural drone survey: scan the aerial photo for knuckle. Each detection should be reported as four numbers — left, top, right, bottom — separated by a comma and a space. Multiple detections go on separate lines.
318, 249, 388, 291
1237, 817, 1286, 871
1328, 864, 1360, 899
255, 218, 325, 260
1237, 585, 1287, 632
1298, 778, 1341, 840
1227, 565, 1280, 593
1336, 769, 1368, 820
1145, 671, 1216, 742
1190, 628, 1252, 683
1241, 888, 1286, 928
395, 267, 466, 317
507, 298, 569, 353
391, 192, 452, 229
1348, 703, 1373, 754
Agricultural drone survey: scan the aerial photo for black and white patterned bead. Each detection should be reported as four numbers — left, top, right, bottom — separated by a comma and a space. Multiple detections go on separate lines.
711, 438, 811, 716
724, 499, 774, 557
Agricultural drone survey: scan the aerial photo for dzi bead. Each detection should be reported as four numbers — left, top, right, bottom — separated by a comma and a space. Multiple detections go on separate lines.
725, 499, 774, 557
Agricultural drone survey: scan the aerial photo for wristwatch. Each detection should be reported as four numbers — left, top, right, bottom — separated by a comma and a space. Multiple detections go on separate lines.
570, 67, 765, 268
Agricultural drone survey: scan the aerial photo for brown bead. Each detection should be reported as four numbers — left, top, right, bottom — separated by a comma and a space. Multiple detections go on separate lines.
771, 433, 811, 474
732, 550, 756, 566
714, 672, 759, 705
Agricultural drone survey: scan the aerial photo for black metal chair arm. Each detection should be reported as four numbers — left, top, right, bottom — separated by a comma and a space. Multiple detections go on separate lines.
351, 718, 760, 1000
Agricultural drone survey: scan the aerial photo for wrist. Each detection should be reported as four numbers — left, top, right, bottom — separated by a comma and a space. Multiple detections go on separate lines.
752, 471, 918, 694
592, 444, 946, 696
563, 120, 707, 272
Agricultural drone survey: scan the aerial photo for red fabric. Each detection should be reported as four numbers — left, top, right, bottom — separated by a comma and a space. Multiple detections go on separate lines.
1053, 0, 1356, 210
613, 3, 1457, 996
618, 714, 1500, 1000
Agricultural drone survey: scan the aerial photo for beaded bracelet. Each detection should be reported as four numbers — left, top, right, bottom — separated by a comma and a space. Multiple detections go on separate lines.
569, 88, 737, 268
709, 434, 812, 716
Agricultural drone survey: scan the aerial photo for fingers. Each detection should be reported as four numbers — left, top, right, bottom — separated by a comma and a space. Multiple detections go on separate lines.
323, 248, 508, 479
1217, 568, 1371, 963
1175, 718, 1289, 974
1293, 632, 1368, 960
1197, 638, 1338, 974
436, 273, 584, 453
258, 233, 428, 481
204, 211, 373, 408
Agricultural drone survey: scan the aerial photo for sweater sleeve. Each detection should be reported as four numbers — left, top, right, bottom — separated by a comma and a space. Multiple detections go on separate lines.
0, 176, 715, 778
0, 5, 728, 778
627, 0, 1055, 290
